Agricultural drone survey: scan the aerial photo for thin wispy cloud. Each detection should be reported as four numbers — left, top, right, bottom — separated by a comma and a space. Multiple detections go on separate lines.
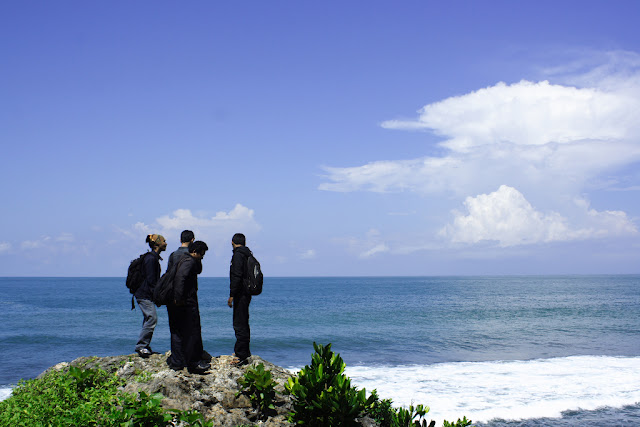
299, 249, 317, 260
0, 242, 11, 254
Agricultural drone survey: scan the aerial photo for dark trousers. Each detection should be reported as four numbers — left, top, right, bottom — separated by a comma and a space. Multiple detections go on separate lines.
233, 294, 251, 360
167, 302, 203, 368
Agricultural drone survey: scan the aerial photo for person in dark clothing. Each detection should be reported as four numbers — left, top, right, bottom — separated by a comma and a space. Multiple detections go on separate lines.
228, 233, 252, 366
166, 240, 210, 374
135, 234, 167, 358
167, 230, 194, 272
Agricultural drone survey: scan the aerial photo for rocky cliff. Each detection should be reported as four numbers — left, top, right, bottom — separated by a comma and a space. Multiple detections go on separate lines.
45, 352, 295, 427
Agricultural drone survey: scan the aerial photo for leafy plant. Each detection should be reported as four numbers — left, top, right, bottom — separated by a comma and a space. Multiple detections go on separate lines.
175, 409, 215, 427
285, 342, 375, 426
134, 370, 154, 383
443, 416, 473, 427
366, 390, 396, 427
392, 403, 433, 427
0, 366, 214, 427
109, 390, 173, 426
0, 366, 122, 426
237, 363, 276, 420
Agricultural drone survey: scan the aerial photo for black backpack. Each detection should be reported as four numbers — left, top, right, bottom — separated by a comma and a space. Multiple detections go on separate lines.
244, 252, 263, 296
126, 253, 147, 309
153, 255, 188, 307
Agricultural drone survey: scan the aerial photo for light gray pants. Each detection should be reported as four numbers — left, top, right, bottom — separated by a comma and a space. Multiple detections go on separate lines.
135, 298, 157, 351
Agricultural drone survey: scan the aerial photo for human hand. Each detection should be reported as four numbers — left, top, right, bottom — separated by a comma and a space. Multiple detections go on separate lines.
227, 297, 233, 308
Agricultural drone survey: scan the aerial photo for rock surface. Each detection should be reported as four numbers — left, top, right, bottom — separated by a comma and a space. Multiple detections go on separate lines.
46, 352, 295, 427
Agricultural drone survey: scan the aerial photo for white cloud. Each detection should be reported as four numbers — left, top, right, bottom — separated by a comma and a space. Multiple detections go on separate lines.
320, 53, 640, 197
56, 233, 75, 242
120, 204, 261, 255
299, 249, 317, 259
0, 242, 11, 253
156, 205, 257, 230
440, 186, 637, 247
320, 52, 640, 252
21, 236, 51, 250
382, 80, 636, 152
134, 222, 151, 233
360, 243, 390, 258
337, 229, 392, 259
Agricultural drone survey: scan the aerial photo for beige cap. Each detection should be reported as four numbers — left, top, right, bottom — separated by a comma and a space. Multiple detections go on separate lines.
147, 234, 166, 245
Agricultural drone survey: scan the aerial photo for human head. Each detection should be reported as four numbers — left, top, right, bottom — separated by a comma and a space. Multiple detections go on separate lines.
180, 230, 195, 243
188, 240, 209, 257
232, 233, 246, 246
146, 234, 167, 250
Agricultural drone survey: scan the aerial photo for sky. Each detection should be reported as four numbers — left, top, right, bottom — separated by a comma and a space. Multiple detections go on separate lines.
1, 1, 640, 276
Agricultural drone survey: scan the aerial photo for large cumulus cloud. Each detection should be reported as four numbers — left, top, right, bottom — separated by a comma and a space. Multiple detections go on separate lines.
320, 51, 640, 246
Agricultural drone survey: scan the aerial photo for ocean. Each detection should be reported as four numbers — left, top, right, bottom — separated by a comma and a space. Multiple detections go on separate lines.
1, 276, 639, 426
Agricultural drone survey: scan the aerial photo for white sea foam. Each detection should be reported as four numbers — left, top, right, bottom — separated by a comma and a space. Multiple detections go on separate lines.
345, 355, 640, 424
0, 387, 12, 401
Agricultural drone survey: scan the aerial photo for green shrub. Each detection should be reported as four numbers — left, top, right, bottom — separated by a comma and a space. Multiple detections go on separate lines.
366, 389, 395, 426
0, 366, 212, 427
109, 390, 173, 426
285, 342, 375, 426
237, 363, 277, 420
0, 366, 122, 426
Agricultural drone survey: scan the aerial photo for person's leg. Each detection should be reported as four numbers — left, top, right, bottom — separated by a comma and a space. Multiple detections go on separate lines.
166, 304, 187, 368
135, 299, 157, 353
183, 303, 209, 373
233, 295, 251, 361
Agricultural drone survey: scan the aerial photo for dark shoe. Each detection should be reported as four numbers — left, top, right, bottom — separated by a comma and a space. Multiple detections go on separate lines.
136, 348, 152, 358
201, 350, 213, 362
167, 363, 184, 371
188, 361, 210, 374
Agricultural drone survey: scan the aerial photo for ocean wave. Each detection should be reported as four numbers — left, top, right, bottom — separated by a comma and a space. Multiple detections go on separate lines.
0, 387, 12, 402
345, 355, 640, 424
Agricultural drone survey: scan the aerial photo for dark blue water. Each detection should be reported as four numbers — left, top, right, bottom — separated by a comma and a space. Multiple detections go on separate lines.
1, 276, 639, 425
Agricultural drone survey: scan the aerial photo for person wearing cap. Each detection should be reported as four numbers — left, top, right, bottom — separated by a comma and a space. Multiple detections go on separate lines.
134, 234, 167, 358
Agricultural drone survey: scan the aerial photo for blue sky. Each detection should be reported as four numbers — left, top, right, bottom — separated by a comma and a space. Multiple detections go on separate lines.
2, 1, 639, 276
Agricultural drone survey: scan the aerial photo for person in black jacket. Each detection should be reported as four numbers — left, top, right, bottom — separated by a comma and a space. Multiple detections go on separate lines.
166, 240, 210, 374
228, 233, 252, 366
135, 234, 167, 358
167, 230, 194, 272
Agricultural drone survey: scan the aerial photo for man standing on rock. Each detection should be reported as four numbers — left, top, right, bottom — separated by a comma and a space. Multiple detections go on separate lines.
166, 240, 210, 374
167, 230, 194, 272
228, 233, 252, 366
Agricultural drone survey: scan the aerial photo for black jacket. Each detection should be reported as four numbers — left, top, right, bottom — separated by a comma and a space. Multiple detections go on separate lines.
173, 253, 202, 306
167, 246, 189, 273
230, 246, 252, 298
135, 251, 161, 301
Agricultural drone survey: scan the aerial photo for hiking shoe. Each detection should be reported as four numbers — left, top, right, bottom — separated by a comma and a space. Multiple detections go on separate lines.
188, 361, 210, 374
136, 348, 152, 358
